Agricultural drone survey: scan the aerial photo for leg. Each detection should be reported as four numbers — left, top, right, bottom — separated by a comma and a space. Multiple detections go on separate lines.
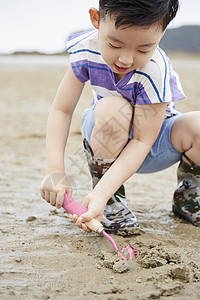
90, 96, 133, 159
171, 112, 200, 226
83, 96, 139, 234
171, 111, 200, 165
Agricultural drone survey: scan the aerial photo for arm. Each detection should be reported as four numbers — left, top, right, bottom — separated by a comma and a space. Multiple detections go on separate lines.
40, 64, 85, 207
76, 102, 167, 229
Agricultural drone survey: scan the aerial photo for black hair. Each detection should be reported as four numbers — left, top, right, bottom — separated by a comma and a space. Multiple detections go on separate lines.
99, 0, 179, 30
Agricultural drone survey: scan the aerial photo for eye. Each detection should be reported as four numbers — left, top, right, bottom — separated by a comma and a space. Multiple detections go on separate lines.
108, 42, 121, 49
138, 50, 150, 54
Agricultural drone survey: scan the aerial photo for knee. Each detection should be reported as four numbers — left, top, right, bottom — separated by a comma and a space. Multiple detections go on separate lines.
93, 96, 133, 131
190, 112, 200, 146
172, 112, 200, 152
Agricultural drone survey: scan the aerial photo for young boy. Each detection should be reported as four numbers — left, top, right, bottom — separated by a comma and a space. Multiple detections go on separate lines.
40, 0, 200, 234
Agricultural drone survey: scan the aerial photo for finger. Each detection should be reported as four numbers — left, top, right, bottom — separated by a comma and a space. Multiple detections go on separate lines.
40, 188, 45, 200
56, 191, 64, 209
72, 214, 78, 223
77, 210, 97, 224
44, 191, 50, 203
50, 192, 56, 206
82, 223, 91, 233
66, 188, 72, 198
75, 217, 83, 229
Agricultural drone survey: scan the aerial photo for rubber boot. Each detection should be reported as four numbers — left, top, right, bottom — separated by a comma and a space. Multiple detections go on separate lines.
83, 139, 139, 234
173, 154, 200, 226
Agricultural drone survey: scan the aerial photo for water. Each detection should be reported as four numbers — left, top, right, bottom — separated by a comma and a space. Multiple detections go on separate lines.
0, 55, 69, 71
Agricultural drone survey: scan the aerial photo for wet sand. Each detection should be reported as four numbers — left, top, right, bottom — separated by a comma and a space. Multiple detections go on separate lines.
0, 54, 200, 299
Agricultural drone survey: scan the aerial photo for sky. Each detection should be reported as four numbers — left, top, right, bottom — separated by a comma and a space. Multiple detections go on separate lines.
0, 0, 200, 54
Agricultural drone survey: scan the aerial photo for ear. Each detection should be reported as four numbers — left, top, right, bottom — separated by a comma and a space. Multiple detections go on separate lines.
162, 29, 166, 37
89, 8, 100, 29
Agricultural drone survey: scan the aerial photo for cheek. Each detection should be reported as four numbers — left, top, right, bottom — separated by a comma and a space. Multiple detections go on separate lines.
100, 45, 115, 64
137, 52, 154, 66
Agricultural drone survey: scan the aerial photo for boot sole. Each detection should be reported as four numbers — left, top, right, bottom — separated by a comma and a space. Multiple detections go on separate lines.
172, 204, 198, 226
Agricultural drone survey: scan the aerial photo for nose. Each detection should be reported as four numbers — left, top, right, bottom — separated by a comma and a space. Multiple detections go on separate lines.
118, 51, 134, 67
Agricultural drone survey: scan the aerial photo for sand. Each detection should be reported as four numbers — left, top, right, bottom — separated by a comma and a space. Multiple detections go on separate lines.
0, 54, 200, 299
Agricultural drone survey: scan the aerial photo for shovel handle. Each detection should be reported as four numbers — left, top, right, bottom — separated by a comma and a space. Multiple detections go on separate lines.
62, 194, 103, 233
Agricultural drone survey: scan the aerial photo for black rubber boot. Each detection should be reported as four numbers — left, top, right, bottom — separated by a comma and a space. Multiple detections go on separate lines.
173, 154, 200, 226
83, 139, 139, 235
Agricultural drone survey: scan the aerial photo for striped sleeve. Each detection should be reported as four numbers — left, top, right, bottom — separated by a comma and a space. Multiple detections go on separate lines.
67, 30, 98, 83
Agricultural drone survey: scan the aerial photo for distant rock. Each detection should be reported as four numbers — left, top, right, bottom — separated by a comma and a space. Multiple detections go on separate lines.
160, 25, 200, 52
11, 50, 67, 56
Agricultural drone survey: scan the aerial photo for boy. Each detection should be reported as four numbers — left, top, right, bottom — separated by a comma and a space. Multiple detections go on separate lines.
40, 0, 200, 234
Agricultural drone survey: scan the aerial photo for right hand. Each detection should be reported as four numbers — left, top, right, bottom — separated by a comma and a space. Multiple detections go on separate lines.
40, 172, 72, 209
71, 190, 107, 232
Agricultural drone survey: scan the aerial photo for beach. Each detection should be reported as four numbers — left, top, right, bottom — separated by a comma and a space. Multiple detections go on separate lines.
0, 53, 200, 299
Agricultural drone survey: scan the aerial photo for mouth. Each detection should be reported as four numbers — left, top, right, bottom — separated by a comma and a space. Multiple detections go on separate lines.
114, 64, 131, 73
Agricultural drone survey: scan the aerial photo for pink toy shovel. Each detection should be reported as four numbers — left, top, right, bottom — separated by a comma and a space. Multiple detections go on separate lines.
62, 193, 134, 260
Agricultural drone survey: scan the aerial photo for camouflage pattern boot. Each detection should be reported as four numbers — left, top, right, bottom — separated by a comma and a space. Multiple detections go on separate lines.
83, 139, 139, 234
173, 154, 200, 226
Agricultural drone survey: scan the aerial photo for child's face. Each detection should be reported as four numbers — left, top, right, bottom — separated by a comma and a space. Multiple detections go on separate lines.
91, 10, 164, 80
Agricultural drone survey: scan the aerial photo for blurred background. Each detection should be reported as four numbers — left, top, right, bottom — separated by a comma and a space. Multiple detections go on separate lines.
0, 0, 200, 54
